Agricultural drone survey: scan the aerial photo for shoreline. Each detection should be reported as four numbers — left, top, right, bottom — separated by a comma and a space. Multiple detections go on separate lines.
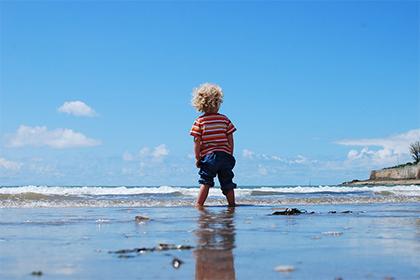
342, 179, 420, 186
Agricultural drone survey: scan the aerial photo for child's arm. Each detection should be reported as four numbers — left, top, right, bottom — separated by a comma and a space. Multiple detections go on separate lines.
228, 134, 234, 154
194, 137, 201, 168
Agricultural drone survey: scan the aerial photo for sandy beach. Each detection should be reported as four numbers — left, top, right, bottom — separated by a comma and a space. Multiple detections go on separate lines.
1, 185, 419, 279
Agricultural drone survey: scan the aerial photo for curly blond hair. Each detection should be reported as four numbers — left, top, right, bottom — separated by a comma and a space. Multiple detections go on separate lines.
191, 83, 224, 113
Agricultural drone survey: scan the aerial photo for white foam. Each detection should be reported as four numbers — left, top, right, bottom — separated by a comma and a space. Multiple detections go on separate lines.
248, 185, 420, 196
1, 195, 419, 208
0, 185, 419, 197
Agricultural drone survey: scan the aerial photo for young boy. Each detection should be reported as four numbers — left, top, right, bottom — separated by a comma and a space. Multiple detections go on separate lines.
190, 83, 237, 207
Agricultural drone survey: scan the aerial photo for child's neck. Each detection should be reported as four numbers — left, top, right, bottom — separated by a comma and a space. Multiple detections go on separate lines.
204, 111, 219, 115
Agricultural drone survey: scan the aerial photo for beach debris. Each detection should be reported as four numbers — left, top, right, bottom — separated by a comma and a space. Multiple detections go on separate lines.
272, 208, 304, 215
328, 210, 352, 214
275, 265, 295, 273
109, 243, 194, 256
157, 243, 194, 251
96, 219, 111, 223
322, 231, 343, 237
31, 271, 43, 277
118, 254, 135, 259
135, 215, 150, 223
172, 257, 183, 269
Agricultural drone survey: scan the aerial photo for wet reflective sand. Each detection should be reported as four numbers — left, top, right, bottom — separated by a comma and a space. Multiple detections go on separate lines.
0, 203, 419, 279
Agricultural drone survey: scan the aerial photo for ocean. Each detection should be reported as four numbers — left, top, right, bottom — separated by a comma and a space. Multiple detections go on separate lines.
1, 184, 419, 208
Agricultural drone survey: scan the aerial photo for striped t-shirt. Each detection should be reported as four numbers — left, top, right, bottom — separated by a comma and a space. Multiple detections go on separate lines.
190, 113, 236, 157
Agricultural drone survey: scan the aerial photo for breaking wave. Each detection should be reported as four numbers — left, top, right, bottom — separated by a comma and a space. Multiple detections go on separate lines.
1, 185, 419, 196
0, 185, 419, 208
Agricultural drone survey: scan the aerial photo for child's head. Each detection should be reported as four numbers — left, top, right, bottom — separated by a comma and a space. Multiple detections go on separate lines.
191, 83, 223, 113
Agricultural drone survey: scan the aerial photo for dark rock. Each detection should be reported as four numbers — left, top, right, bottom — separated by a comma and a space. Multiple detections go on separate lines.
342, 179, 360, 185
109, 243, 194, 257
157, 243, 194, 251
329, 211, 337, 214
322, 231, 343, 237
172, 257, 183, 269
176, 244, 194, 250
111, 247, 154, 254
135, 215, 150, 223
275, 265, 295, 272
341, 210, 352, 214
118, 254, 135, 258
31, 271, 43, 277
272, 208, 304, 215
335, 277, 343, 280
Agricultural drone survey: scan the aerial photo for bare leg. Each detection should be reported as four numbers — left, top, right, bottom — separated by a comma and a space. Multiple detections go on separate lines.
196, 184, 210, 207
225, 189, 235, 207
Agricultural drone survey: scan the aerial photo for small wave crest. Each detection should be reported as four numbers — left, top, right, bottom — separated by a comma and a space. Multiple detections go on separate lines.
0, 196, 419, 208
0, 185, 188, 196
1, 185, 419, 197
0, 185, 419, 208
247, 185, 420, 196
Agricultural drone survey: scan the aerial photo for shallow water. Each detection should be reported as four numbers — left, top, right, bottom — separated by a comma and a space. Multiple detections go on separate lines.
0, 203, 419, 279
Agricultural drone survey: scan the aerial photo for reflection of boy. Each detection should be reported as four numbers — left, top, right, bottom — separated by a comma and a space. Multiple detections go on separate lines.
194, 208, 236, 280
190, 83, 237, 207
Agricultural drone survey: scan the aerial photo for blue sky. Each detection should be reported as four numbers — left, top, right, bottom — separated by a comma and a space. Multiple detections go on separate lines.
0, 1, 419, 186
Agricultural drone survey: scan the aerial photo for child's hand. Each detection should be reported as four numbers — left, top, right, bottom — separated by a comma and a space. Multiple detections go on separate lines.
195, 159, 201, 168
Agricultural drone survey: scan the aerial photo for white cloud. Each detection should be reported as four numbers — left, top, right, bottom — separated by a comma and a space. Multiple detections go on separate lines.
242, 149, 255, 159
0, 157, 21, 171
122, 145, 171, 178
7, 125, 101, 149
123, 144, 170, 162
257, 164, 268, 176
337, 129, 420, 164
241, 148, 311, 165
58, 101, 96, 117
152, 144, 169, 160
291, 155, 308, 164
337, 129, 420, 155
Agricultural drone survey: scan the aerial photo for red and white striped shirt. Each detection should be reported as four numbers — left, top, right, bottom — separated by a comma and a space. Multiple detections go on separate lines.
190, 113, 236, 157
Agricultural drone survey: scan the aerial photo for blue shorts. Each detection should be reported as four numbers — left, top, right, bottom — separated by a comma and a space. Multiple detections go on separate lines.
198, 151, 237, 195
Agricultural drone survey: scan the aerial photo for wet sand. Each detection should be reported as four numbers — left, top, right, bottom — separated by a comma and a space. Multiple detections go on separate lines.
0, 203, 419, 279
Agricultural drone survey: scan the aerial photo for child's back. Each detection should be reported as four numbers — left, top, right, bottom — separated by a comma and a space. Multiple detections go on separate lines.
191, 113, 236, 157
190, 83, 237, 207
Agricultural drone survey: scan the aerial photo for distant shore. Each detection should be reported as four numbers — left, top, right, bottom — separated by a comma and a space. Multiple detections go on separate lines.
342, 179, 420, 186
343, 162, 420, 186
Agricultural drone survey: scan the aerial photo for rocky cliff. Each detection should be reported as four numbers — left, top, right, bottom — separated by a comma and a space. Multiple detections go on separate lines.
343, 163, 420, 185
370, 163, 420, 180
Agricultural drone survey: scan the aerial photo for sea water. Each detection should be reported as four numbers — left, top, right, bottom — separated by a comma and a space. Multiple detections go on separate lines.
0, 184, 419, 208
0, 185, 419, 279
